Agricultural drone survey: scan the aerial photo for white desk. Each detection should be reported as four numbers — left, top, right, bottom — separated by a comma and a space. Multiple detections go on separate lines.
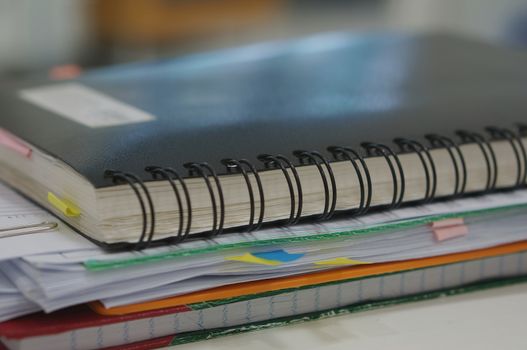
171, 282, 527, 350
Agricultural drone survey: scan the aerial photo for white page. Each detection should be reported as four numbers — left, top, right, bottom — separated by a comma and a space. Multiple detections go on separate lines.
8, 209, 527, 313
0, 182, 97, 260
0, 271, 39, 321
0, 293, 39, 322
1, 259, 318, 313
17, 207, 527, 300
23, 188, 527, 267
101, 268, 331, 308
0, 271, 17, 293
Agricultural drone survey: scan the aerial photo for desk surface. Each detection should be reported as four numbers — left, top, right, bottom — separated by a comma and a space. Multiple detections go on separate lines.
170, 282, 527, 350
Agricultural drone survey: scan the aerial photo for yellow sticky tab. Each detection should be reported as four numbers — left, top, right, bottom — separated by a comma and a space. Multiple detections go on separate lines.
314, 257, 370, 266
225, 253, 281, 266
47, 192, 80, 217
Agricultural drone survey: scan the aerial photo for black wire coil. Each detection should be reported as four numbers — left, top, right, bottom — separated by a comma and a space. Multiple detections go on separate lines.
221, 158, 265, 232
104, 125, 527, 249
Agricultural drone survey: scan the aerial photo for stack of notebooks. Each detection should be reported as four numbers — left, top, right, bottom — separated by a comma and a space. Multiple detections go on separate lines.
0, 32, 527, 350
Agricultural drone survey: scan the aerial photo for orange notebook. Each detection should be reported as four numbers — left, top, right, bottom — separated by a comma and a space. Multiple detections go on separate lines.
91, 241, 527, 315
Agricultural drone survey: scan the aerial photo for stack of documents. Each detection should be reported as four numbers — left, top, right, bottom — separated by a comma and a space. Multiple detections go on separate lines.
1, 32, 527, 350
1, 181, 527, 349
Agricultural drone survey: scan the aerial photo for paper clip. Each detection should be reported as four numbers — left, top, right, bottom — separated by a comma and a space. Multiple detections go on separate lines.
0, 222, 58, 239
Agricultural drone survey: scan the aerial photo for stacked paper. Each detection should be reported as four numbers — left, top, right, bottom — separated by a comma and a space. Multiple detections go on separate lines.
1, 182, 527, 349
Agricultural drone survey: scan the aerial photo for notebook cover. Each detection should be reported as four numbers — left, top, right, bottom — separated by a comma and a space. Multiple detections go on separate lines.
91, 240, 527, 315
4, 275, 524, 350
2, 33, 527, 188
164, 275, 527, 349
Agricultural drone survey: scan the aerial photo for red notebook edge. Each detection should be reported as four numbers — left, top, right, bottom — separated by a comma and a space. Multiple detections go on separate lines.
103, 335, 174, 350
0, 305, 191, 340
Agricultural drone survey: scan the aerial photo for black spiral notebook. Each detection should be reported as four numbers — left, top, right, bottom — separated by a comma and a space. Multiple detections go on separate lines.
0, 32, 526, 249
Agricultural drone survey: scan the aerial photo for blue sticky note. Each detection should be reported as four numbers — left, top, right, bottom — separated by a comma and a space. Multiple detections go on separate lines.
252, 249, 304, 263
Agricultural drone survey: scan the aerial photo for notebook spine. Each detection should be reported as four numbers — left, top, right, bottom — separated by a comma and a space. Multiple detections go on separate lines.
104, 125, 527, 250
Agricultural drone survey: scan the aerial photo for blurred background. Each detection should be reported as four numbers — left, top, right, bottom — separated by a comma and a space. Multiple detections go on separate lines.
1, 0, 527, 79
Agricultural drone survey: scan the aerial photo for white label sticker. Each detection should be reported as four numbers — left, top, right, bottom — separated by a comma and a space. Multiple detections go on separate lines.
19, 83, 156, 128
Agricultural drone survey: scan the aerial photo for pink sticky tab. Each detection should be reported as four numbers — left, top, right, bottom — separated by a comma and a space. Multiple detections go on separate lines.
0, 128, 32, 158
430, 218, 464, 229
433, 225, 469, 242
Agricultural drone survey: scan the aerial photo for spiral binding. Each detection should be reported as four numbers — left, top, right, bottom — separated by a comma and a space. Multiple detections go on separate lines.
456, 131, 497, 192
222, 158, 265, 232
361, 142, 406, 209
328, 146, 372, 215
104, 170, 156, 250
293, 150, 337, 220
184, 162, 225, 237
393, 138, 437, 203
145, 166, 192, 243
258, 154, 303, 225
105, 125, 527, 249
425, 134, 468, 198
486, 127, 527, 187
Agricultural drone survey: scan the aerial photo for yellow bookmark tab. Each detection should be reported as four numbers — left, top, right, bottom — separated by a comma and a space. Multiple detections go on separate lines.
47, 192, 80, 217
314, 257, 370, 266
225, 253, 281, 266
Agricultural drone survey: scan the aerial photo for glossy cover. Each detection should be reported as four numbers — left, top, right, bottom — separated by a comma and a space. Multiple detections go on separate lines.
1, 33, 527, 188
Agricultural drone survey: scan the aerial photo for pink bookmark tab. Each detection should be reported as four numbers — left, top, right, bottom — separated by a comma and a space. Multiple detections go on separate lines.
433, 225, 469, 242
0, 128, 32, 159
430, 218, 464, 229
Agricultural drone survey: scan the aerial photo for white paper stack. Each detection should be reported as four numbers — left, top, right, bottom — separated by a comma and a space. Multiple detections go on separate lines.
1, 181, 527, 322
